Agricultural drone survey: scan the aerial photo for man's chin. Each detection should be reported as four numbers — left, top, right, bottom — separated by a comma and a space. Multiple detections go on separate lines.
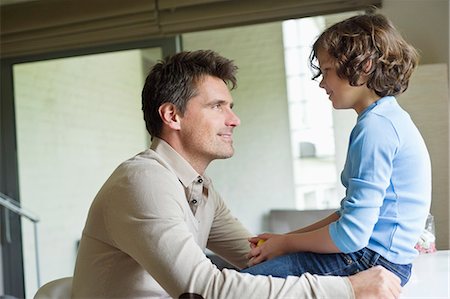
216, 149, 234, 160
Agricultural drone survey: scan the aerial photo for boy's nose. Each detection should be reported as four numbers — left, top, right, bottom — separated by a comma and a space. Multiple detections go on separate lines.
319, 78, 326, 89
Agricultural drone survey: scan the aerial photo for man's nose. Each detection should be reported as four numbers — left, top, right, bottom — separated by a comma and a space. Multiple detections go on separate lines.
226, 109, 241, 127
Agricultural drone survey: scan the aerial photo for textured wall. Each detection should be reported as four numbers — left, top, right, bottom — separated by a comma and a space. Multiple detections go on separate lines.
382, 0, 450, 249
398, 63, 449, 250
14, 49, 150, 296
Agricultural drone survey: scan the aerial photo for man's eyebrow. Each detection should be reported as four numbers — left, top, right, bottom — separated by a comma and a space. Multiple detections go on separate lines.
208, 99, 234, 107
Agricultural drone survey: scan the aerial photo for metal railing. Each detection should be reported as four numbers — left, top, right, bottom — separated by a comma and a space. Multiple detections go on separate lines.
0, 192, 41, 287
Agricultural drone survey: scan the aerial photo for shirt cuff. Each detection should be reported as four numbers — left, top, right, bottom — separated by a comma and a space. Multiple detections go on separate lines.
314, 275, 355, 299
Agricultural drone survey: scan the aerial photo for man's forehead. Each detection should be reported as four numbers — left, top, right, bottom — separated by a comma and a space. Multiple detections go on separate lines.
187, 85, 233, 106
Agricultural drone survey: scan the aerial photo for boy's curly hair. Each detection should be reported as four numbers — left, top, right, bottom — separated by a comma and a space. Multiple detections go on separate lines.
309, 13, 419, 97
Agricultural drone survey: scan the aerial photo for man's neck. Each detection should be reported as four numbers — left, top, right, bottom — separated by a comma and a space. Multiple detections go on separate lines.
158, 135, 209, 175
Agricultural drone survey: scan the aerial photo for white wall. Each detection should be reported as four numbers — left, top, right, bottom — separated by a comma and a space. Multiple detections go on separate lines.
14, 49, 151, 297
183, 22, 296, 234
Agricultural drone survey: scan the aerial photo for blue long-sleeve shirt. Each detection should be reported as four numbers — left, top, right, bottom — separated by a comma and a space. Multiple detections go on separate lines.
329, 96, 431, 265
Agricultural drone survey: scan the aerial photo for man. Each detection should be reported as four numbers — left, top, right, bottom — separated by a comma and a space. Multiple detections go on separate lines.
72, 50, 401, 298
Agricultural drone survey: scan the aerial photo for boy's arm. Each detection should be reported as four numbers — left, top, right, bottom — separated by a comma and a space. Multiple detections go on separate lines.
248, 224, 341, 266
288, 211, 339, 234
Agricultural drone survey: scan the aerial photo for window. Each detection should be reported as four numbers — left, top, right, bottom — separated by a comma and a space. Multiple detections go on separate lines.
282, 13, 357, 210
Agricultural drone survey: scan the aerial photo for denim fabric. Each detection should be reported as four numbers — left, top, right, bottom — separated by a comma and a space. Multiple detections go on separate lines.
241, 247, 412, 286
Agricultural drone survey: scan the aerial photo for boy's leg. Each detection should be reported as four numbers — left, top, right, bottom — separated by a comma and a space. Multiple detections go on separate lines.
241, 253, 303, 278
241, 248, 412, 286
241, 250, 364, 278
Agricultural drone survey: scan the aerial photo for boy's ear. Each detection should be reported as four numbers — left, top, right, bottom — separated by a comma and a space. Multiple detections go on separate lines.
363, 59, 373, 74
359, 60, 373, 85
159, 103, 181, 131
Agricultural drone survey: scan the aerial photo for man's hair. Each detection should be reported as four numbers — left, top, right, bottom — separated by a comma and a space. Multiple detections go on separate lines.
309, 13, 419, 97
142, 50, 238, 138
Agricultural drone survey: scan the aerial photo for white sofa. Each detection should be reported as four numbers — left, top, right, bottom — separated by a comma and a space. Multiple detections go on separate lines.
269, 209, 450, 298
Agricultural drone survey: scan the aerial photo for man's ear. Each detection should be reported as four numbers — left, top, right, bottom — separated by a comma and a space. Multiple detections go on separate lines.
159, 103, 181, 131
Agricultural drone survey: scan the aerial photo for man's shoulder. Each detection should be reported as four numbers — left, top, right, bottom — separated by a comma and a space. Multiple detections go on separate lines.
94, 150, 185, 207
122, 149, 175, 172
107, 149, 180, 189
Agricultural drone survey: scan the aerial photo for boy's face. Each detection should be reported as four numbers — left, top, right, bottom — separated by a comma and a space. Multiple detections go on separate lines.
316, 49, 378, 114
177, 75, 240, 167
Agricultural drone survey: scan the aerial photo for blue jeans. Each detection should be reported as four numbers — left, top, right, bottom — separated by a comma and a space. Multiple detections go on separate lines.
241, 247, 412, 286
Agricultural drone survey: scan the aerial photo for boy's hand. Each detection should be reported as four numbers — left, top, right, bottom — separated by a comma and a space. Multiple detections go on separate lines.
247, 233, 288, 267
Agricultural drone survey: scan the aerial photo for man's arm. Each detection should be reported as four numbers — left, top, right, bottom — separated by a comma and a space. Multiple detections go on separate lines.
205, 190, 253, 269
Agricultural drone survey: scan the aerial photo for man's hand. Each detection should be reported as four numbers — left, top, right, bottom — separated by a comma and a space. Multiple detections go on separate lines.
348, 266, 402, 299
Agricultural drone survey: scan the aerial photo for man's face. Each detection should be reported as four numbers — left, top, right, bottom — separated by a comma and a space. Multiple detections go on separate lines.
178, 75, 240, 166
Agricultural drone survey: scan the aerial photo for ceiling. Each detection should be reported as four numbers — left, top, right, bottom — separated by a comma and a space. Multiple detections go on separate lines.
0, 0, 36, 6
1, 0, 382, 58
